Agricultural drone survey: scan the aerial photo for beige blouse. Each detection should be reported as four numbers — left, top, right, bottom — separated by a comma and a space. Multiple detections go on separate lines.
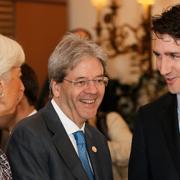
107, 112, 132, 180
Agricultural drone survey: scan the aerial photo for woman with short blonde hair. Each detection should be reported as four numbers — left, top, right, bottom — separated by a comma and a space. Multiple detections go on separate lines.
0, 34, 25, 179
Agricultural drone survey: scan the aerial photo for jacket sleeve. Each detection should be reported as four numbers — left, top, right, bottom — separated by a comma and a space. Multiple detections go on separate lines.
128, 108, 150, 180
6, 125, 49, 180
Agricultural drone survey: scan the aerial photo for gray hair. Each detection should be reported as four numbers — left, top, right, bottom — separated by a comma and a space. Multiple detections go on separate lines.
48, 33, 107, 83
0, 34, 25, 77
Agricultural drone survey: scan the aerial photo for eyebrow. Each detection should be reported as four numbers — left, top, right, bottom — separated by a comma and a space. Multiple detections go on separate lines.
165, 52, 180, 56
75, 74, 105, 80
152, 51, 159, 56
152, 50, 180, 56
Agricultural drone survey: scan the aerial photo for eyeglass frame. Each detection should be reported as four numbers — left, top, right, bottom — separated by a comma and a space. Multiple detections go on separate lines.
63, 76, 109, 88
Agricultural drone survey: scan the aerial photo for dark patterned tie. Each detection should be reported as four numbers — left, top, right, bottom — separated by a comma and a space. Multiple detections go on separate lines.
0, 149, 12, 180
73, 131, 95, 180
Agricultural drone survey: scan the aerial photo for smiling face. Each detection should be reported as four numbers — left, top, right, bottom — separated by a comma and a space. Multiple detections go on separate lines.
52, 57, 106, 127
153, 34, 180, 94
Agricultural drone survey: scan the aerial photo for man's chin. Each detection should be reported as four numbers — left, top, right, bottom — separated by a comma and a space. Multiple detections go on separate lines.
83, 113, 97, 121
169, 88, 180, 94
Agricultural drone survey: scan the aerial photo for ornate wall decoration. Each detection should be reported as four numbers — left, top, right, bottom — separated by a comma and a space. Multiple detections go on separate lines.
92, 0, 167, 129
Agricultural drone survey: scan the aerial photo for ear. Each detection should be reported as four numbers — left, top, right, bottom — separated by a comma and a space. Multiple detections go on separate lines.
0, 79, 4, 98
51, 80, 61, 98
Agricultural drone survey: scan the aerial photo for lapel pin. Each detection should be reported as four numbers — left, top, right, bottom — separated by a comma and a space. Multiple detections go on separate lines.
92, 146, 97, 153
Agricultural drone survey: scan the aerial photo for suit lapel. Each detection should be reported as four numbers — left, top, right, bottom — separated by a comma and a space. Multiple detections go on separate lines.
52, 130, 89, 180
42, 102, 89, 180
160, 94, 180, 178
85, 125, 102, 180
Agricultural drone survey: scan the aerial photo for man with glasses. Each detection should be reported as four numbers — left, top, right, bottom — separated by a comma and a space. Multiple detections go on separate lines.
6, 33, 113, 180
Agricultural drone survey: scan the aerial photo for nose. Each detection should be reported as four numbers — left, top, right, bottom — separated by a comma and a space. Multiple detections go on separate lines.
84, 81, 98, 93
157, 57, 172, 76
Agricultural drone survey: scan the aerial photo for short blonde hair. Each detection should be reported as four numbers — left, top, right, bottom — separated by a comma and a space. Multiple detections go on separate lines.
0, 34, 25, 76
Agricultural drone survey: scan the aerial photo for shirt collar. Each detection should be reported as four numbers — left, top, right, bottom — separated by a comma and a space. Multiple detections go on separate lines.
51, 99, 85, 135
176, 94, 180, 131
177, 94, 180, 110
27, 109, 37, 117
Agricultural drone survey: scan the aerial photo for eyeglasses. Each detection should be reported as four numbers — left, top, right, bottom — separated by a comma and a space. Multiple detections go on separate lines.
63, 76, 109, 88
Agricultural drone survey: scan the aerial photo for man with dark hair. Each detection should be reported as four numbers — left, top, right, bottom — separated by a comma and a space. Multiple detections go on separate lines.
129, 4, 180, 180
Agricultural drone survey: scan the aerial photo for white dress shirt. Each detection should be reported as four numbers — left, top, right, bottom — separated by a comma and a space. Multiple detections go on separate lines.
177, 94, 180, 131
51, 99, 85, 154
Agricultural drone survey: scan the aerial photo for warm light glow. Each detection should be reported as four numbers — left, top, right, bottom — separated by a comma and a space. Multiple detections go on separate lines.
137, 0, 155, 5
138, 0, 154, 17
91, 0, 108, 11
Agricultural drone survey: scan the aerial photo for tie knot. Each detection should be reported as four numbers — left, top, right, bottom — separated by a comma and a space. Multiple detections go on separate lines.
73, 131, 85, 145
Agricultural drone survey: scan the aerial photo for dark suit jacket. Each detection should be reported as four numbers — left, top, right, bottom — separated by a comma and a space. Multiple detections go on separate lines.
6, 102, 113, 180
129, 93, 180, 180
